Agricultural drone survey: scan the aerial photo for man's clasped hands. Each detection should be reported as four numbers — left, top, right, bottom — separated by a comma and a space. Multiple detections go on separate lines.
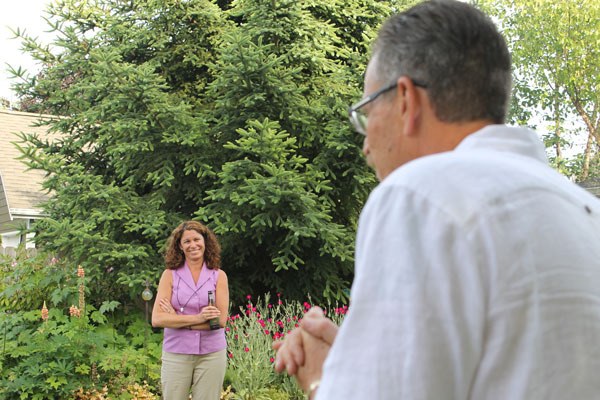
272, 307, 339, 397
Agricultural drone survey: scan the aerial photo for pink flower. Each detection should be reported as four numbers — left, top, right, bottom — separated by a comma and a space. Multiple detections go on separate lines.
69, 305, 81, 318
268, 304, 273, 308
335, 306, 349, 315
244, 347, 250, 353
278, 300, 283, 305
264, 329, 270, 335
246, 294, 252, 300
270, 357, 275, 363
228, 352, 234, 359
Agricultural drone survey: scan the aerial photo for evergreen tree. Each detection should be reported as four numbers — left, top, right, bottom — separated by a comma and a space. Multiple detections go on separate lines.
11, 0, 404, 304
15, 0, 229, 304
197, 0, 394, 299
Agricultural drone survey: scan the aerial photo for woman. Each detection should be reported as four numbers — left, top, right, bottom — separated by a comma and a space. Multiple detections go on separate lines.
152, 221, 229, 399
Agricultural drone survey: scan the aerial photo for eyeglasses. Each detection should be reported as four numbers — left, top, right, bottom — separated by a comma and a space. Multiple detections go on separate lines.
348, 79, 428, 136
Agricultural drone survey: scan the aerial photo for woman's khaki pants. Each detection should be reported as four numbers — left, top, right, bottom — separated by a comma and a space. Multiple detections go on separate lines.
161, 349, 227, 400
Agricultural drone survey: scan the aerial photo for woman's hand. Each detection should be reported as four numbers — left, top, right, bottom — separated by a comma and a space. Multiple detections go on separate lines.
159, 298, 176, 314
199, 305, 221, 323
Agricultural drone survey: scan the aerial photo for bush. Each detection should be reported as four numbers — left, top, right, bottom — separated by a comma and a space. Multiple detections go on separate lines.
0, 252, 162, 399
225, 294, 347, 399
0, 250, 348, 399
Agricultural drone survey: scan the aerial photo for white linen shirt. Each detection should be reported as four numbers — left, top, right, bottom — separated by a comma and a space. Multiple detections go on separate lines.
316, 125, 600, 399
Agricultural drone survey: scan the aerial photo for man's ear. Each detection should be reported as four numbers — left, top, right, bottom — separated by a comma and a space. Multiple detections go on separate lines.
395, 76, 422, 137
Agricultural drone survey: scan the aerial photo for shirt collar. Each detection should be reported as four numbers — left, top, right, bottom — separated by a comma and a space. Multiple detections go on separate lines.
456, 124, 548, 164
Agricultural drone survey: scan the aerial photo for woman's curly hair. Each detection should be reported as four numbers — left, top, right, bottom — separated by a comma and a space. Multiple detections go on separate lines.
164, 221, 222, 270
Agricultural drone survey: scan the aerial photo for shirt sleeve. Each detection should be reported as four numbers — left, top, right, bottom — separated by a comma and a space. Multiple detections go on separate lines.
316, 182, 489, 400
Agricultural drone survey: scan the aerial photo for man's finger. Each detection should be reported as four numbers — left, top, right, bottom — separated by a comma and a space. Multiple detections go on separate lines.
301, 307, 338, 345
274, 327, 305, 375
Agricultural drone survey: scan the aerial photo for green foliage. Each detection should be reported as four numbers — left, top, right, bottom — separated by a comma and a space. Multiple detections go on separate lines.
1, 249, 348, 398
0, 250, 73, 312
225, 293, 347, 400
226, 295, 301, 399
9, 0, 401, 304
480, 0, 600, 180
0, 254, 162, 399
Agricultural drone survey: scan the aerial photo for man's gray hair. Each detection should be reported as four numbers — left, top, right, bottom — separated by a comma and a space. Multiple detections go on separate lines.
373, 0, 512, 124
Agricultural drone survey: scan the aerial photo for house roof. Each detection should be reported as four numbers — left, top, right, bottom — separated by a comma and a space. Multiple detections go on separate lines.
0, 109, 56, 227
578, 177, 600, 197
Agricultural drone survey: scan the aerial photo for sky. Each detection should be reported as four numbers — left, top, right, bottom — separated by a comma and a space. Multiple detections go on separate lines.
0, 0, 54, 104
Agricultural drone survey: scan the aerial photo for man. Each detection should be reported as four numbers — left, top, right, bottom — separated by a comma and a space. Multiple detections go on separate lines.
273, 1, 600, 399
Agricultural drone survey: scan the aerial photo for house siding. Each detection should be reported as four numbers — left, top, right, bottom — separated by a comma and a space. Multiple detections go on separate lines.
0, 173, 11, 226
0, 110, 57, 245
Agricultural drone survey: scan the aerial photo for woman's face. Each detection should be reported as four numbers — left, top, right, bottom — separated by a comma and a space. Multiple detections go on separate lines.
179, 229, 205, 262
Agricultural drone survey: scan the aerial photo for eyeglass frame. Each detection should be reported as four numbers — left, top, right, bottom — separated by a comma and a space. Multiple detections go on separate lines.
348, 78, 428, 136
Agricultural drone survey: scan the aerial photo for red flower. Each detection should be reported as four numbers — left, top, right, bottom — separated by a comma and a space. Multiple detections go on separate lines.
270, 357, 275, 363
244, 347, 250, 352
264, 329, 270, 335
228, 352, 234, 359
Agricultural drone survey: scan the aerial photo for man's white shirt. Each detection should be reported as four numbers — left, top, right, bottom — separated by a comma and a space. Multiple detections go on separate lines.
316, 125, 600, 399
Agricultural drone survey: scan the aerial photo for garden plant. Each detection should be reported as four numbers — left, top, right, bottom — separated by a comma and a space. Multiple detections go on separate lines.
0, 249, 347, 399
